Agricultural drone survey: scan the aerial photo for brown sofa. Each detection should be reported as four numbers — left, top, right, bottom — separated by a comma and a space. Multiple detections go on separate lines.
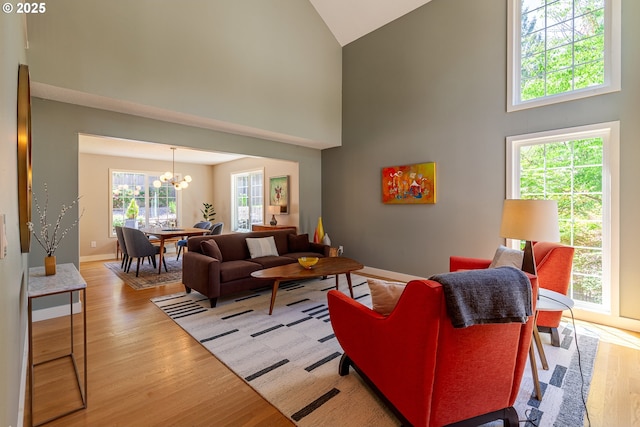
182, 229, 330, 307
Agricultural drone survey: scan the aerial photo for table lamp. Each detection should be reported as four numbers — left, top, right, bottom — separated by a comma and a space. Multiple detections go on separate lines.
268, 205, 280, 226
500, 199, 560, 275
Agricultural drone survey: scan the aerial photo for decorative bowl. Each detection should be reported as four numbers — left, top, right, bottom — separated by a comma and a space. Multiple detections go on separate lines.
298, 257, 319, 269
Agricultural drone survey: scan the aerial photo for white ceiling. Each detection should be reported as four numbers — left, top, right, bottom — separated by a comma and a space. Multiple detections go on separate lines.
309, 0, 432, 46
74, 1, 434, 161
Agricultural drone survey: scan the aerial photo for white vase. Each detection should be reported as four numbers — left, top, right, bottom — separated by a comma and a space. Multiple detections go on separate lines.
322, 233, 331, 246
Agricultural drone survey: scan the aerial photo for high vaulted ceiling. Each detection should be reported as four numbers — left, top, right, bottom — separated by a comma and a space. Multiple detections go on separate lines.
74, 0, 434, 163
309, 0, 432, 46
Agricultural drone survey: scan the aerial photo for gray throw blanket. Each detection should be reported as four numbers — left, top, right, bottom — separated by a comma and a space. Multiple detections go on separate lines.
429, 266, 532, 328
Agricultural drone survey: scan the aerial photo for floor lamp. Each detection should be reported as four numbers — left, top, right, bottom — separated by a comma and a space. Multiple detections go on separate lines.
499, 199, 560, 276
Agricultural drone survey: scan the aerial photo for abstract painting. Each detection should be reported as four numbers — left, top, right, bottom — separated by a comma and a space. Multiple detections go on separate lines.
382, 162, 436, 204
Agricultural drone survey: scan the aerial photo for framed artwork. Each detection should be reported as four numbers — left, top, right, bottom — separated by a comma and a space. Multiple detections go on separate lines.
269, 175, 289, 214
382, 162, 436, 204
17, 64, 32, 252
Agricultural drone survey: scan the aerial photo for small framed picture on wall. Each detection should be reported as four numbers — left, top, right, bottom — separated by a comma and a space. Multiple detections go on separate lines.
269, 175, 289, 214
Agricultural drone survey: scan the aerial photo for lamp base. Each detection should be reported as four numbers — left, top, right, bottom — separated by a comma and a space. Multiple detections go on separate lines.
522, 240, 537, 276
270, 215, 277, 226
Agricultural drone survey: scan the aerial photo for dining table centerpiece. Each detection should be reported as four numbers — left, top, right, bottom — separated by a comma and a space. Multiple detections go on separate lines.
27, 184, 84, 275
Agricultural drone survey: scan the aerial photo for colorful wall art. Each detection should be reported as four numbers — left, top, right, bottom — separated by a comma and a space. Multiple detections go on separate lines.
269, 175, 289, 214
382, 162, 436, 204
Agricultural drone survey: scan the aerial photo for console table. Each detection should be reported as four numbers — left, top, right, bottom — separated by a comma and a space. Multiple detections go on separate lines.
28, 263, 87, 426
251, 224, 297, 232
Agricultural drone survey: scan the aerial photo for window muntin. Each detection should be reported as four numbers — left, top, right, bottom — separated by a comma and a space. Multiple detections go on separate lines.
110, 170, 179, 236
231, 170, 263, 232
507, 122, 619, 313
508, 0, 620, 111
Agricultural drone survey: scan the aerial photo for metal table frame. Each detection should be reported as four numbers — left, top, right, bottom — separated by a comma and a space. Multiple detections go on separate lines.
28, 263, 87, 427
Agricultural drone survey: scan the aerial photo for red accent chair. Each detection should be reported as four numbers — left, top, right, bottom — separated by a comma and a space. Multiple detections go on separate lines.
451, 241, 574, 347
327, 275, 538, 427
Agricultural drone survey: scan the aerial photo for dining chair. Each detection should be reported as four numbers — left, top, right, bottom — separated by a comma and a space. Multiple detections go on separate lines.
176, 221, 212, 260
115, 226, 129, 270
122, 227, 168, 276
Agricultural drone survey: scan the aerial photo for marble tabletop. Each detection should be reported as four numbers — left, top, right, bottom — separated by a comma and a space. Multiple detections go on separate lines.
28, 263, 86, 298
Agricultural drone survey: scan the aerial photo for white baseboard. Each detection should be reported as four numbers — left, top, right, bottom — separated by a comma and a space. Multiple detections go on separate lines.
80, 253, 116, 262
359, 266, 426, 282
32, 301, 82, 322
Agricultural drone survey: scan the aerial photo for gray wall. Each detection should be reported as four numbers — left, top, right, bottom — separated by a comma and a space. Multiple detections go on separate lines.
0, 11, 29, 427
30, 98, 323, 255
26, 0, 342, 146
324, 0, 640, 320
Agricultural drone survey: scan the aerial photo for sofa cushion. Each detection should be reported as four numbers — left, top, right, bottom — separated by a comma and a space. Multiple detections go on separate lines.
246, 236, 279, 259
249, 256, 295, 269
220, 260, 263, 283
367, 278, 407, 316
201, 239, 223, 261
488, 245, 524, 269
288, 233, 310, 253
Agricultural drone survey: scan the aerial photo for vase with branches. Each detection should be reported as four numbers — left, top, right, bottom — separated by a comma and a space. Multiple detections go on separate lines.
27, 184, 85, 274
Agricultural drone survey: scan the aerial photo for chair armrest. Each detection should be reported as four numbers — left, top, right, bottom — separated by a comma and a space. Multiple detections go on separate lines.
449, 256, 492, 272
328, 280, 443, 425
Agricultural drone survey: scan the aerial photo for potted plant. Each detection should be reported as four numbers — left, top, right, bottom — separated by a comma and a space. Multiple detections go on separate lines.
201, 202, 216, 221
125, 198, 139, 228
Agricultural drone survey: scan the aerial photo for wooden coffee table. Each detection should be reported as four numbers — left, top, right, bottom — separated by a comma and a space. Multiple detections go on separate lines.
251, 257, 364, 315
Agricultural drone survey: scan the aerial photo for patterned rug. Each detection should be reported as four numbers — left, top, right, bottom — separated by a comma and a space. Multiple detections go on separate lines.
104, 256, 183, 290
151, 275, 598, 426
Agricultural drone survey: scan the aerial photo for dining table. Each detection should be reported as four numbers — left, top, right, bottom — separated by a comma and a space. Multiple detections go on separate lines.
141, 227, 210, 273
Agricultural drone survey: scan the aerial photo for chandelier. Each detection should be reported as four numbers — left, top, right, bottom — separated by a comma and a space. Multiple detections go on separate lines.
153, 147, 192, 190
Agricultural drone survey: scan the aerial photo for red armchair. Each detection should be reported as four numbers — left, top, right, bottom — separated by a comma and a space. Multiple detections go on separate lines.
451, 241, 574, 346
327, 275, 538, 427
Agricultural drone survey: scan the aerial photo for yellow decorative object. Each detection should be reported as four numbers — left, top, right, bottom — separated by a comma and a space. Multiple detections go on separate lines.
298, 257, 319, 269
314, 217, 325, 243
44, 256, 56, 276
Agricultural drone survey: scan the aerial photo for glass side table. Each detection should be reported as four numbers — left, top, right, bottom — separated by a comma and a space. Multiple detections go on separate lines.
28, 263, 87, 427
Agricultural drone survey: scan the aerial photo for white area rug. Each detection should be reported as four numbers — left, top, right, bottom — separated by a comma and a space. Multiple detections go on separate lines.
151, 275, 598, 426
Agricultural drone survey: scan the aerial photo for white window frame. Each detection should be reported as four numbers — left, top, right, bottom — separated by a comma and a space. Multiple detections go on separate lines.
109, 168, 183, 237
507, 0, 621, 112
506, 122, 619, 317
230, 169, 264, 232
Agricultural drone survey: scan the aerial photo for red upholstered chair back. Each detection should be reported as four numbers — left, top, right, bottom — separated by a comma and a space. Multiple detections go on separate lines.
533, 241, 575, 329
328, 276, 538, 427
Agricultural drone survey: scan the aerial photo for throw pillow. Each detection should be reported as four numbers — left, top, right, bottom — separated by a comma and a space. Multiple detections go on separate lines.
367, 278, 407, 316
288, 233, 310, 253
201, 239, 223, 261
488, 245, 524, 269
246, 236, 279, 258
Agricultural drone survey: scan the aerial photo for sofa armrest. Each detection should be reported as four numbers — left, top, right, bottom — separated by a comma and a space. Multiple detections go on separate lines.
449, 256, 492, 272
309, 242, 330, 257
182, 252, 221, 298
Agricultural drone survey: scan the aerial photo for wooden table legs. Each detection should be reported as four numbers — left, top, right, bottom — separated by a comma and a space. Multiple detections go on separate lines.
335, 273, 355, 298
268, 273, 356, 315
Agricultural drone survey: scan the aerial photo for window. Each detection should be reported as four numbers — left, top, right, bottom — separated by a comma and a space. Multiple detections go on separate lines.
110, 170, 180, 236
507, 122, 619, 314
231, 170, 263, 232
508, 0, 620, 111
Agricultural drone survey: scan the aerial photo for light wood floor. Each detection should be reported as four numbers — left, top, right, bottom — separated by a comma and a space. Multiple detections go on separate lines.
24, 260, 640, 427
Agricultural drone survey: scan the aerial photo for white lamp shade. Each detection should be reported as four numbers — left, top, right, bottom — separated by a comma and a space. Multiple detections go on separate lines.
500, 199, 560, 242
268, 205, 280, 215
